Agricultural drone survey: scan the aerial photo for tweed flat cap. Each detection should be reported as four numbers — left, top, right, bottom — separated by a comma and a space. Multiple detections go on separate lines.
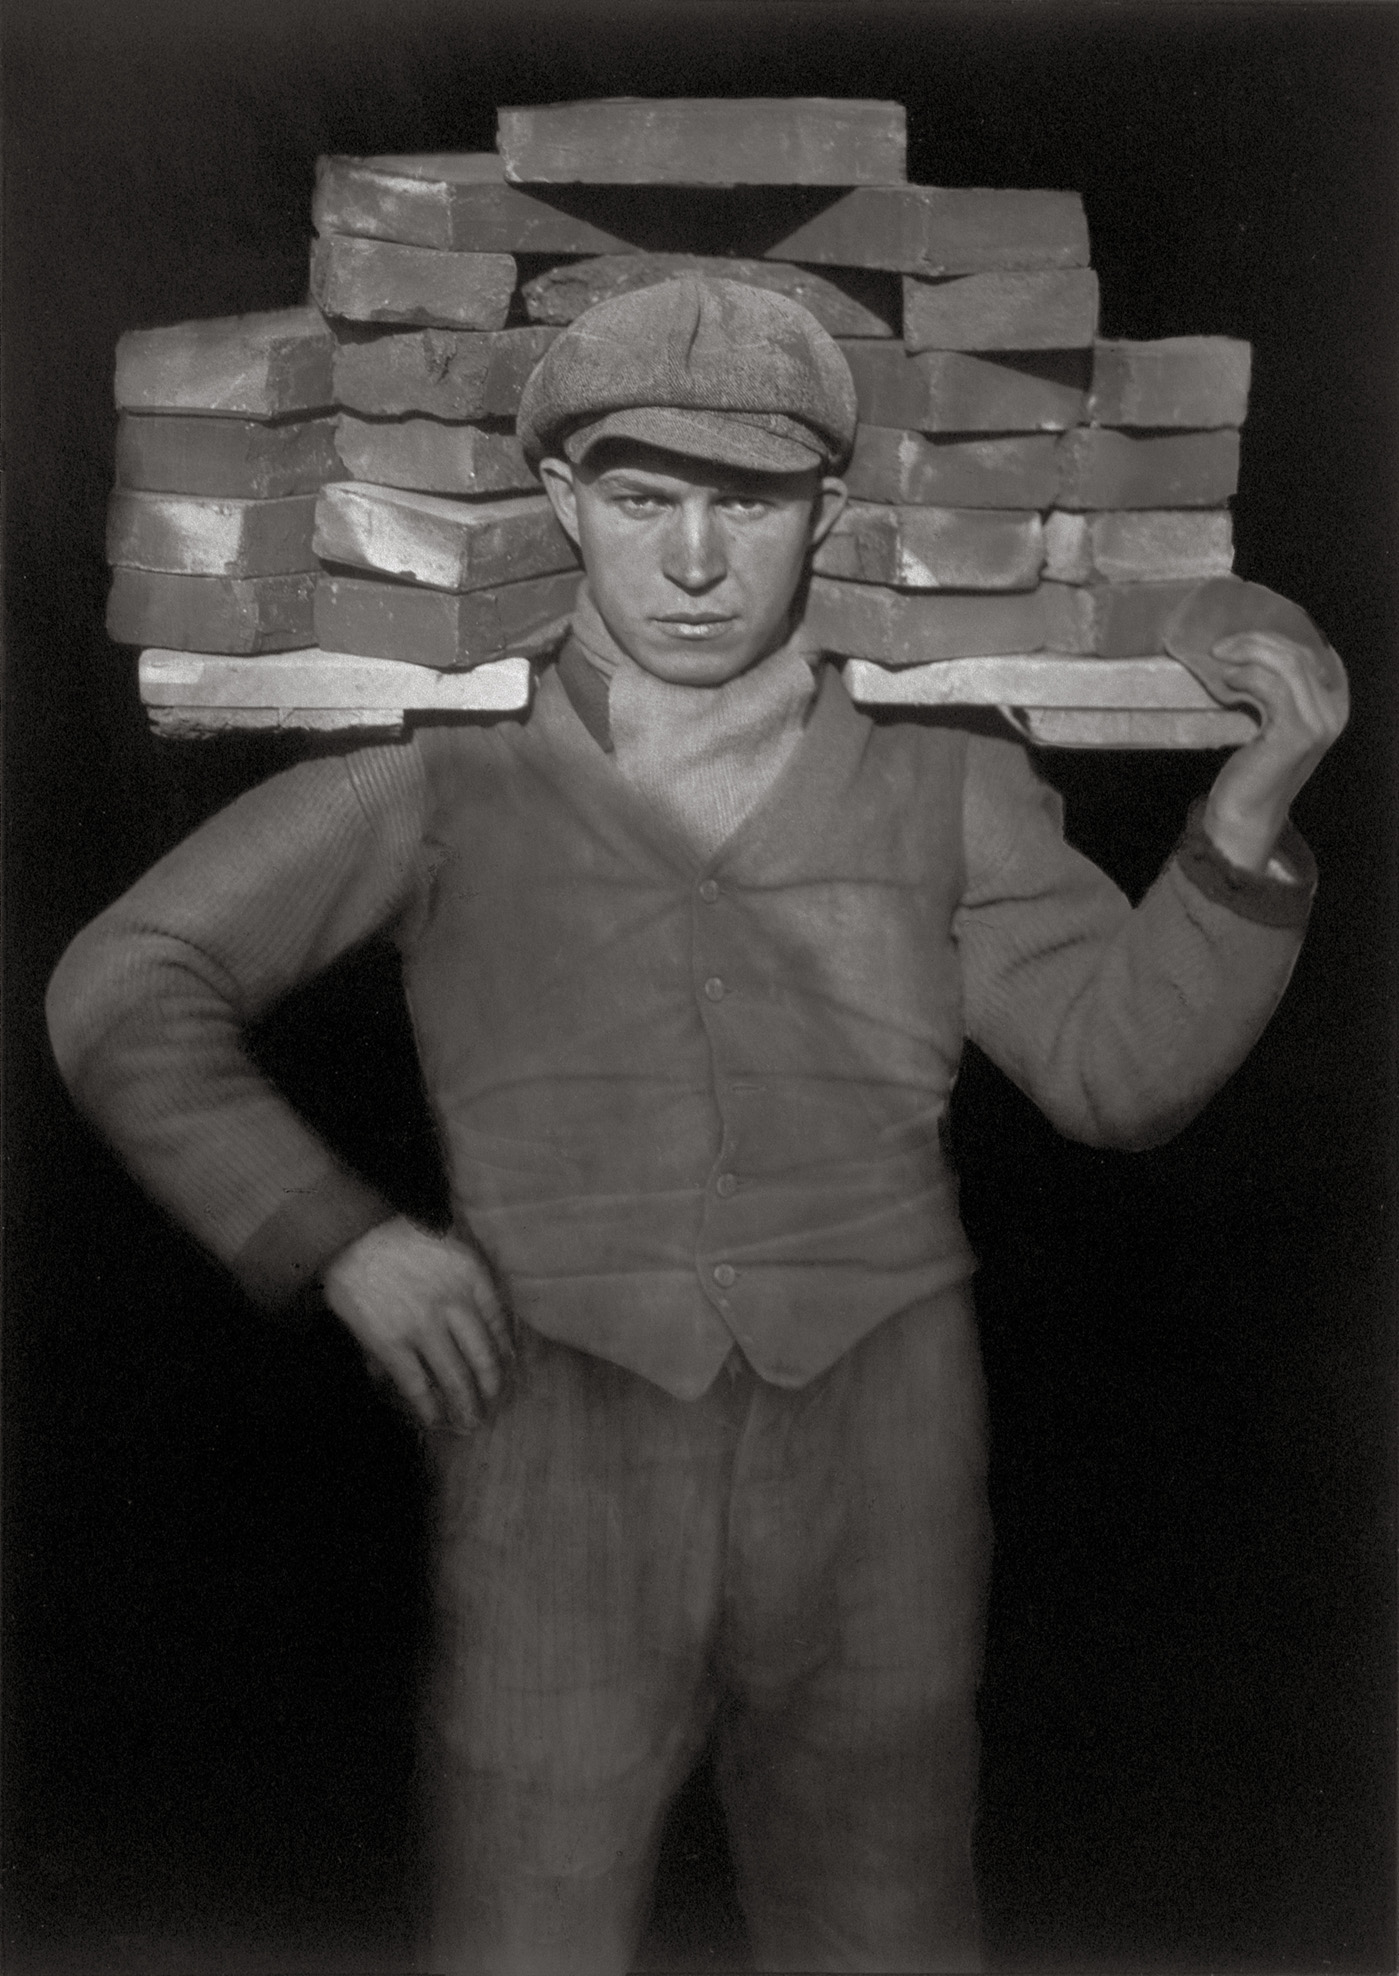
517, 275, 859, 474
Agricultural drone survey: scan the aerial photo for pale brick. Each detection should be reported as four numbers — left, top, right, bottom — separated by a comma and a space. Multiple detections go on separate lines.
902, 270, 1099, 352
316, 157, 861, 259
1039, 578, 1202, 657
148, 706, 407, 738
1088, 338, 1251, 429
333, 324, 557, 419
841, 341, 1088, 432
315, 152, 638, 254
1042, 509, 1234, 584
497, 99, 907, 186
844, 428, 1061, 509
106, 569, 316, 652
842, 653, 1240, 709
814, 503, 1043, 590
313, 484, 575, 592
522, 254, 898, 339
314, 570, 579, 667
1011, 707, 1255, 748
310, 236, 515, 331
806, 577, 1045, 664
759, 186, 1089, 275
106, 492, 317, 578
139, 648, 532, 713
115, 413, 342, 499
334, 416, 536, 497
115, 307, 335, 419
1057, 428, 1240, 509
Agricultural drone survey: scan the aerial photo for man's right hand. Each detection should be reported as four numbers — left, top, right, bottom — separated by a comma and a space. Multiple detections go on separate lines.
321, 1215, 514, 1434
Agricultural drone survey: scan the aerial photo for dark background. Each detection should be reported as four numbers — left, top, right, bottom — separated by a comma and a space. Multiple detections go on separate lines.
4, 2, 1395, 1971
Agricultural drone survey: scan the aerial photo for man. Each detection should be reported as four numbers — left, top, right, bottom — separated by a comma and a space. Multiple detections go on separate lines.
47, 277, 1346, 1975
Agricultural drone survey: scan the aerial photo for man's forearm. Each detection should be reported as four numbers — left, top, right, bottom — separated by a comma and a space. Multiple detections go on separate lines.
47, 744, 425, 1305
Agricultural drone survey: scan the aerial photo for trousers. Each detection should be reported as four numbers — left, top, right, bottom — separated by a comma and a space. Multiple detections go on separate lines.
419, 1288, 991, 1976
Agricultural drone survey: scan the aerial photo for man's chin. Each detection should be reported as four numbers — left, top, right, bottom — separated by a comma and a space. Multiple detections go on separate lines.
638, 653, 754, 687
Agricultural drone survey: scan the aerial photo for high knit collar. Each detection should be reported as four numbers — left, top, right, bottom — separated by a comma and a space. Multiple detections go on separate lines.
562, 585, 822, 860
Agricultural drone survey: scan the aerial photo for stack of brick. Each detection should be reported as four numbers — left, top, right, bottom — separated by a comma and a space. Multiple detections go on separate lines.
308, 154, 581, 676
807, 281, 1252, 744
108, 307, 336, 662
110, 97, 1258, 746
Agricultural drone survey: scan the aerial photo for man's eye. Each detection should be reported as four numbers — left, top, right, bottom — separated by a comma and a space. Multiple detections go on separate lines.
614, 493, 667, 516
718, 497, 770, 517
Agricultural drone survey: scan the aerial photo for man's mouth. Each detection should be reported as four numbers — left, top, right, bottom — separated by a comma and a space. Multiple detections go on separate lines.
655, 614, 736, 641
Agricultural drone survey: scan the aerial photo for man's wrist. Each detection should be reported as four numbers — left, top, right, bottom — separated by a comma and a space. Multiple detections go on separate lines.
1200, 790, 1288, 877
321, 1213, 420, 1303
1174, 798, 1316, 928
235, 1177, 398, 1311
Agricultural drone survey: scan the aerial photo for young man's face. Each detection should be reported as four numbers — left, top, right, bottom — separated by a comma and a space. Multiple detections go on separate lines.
539, 440, 847, 685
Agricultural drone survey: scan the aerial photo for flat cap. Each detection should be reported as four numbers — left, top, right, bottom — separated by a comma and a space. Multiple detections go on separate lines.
517, 275, 858, 474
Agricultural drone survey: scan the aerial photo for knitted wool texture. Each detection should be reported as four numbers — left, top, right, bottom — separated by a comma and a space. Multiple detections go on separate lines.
569, 585, 820, 861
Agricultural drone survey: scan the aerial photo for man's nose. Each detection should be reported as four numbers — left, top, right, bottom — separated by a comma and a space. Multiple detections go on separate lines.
661, 499, 726, 591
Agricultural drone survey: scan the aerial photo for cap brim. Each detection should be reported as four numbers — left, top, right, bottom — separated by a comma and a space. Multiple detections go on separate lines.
563, 407, 827, 474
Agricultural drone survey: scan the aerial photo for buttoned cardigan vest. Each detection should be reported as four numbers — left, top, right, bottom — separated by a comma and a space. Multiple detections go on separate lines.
401, 659, 976, 1400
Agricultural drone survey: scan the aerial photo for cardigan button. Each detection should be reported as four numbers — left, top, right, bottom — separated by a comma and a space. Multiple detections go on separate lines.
715, 1172, 738, 1198
713, 1263, 737, 1289
698, 878, 720, 903
704, 976, 725, 1001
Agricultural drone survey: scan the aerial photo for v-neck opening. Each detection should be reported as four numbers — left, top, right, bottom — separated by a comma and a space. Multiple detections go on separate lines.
542, 653, 869, 877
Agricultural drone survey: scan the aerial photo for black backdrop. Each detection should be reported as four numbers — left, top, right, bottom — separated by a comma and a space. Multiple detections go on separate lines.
4, 3, 1396, 1971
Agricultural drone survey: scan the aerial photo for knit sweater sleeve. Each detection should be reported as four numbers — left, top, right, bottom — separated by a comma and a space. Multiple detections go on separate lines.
46, 742, 429, 1307
953, 731, 1314, 1150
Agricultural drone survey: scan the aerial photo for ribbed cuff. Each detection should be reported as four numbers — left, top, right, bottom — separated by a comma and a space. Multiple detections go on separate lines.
233, 1169, 396, 1311
1173, 798, 1317, 929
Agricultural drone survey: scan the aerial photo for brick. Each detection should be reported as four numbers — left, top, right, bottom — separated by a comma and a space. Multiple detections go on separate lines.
1088, 338, 1251, 429
115, 307, 335, 419
522, 255, 897, 338
1057, 428, 1240, 509
844, 428, 1061, 509
806, 576, 1045, 664
1039, 578, 1201, 657
333, 324, 557, 419
759, 186, 1089, 275
106, 569, 315, 652
139, 647, 532, 713
115, 413, 342, 499
316, 152, 595, 253
497, 99, 907, 186
813, 503, 1042, 590
149, 706, 408, 738
902, 270, 1099, 352
106, 492, 318, 577
1042, 509, 1234, 584
314, 152, 688, 255
842, 653, 1240, 709
1011, 707, 1255, 748
334, 415, 537, 497
315, 157, 876, 259
840, 342, 1088, 432
314, 570, 579, 668
310, 237, 515, 331
314, 484, 576, 592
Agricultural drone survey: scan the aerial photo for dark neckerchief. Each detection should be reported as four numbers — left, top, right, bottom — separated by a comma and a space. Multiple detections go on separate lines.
555, 635, 615, 753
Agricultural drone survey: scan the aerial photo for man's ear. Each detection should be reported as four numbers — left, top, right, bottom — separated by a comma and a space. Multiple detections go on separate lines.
537, 457, 581, 549
810, 476, 848, 550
